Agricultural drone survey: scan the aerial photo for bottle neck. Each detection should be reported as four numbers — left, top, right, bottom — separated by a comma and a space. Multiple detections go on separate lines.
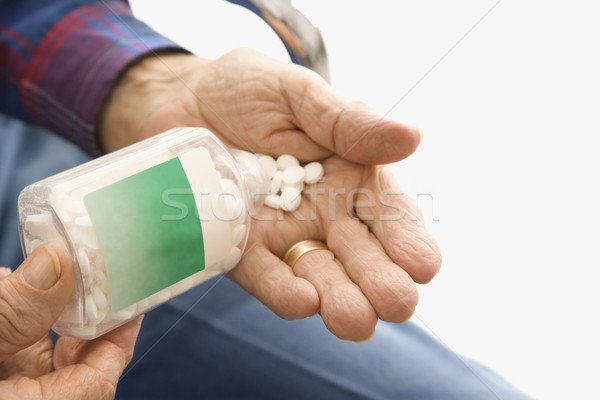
229, 149, 268, 216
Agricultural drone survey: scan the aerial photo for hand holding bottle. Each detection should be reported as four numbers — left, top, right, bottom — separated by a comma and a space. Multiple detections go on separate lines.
0, 243, 141, 399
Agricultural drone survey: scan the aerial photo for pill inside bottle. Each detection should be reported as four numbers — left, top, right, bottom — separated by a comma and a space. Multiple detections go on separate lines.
17, 128, 267, 339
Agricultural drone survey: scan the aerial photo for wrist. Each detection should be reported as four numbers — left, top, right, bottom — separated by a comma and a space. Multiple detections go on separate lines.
97, 52, 208, 152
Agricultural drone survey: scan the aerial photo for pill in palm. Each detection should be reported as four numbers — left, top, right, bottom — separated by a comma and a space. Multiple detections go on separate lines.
282, 165, 305, 187
282, 180, 304, 193
257, 154, 323, 211
304, 162, 324, 184
276, 154, 299, 170
270, 171, 283, 194
281, 187, 302, 212
258, 155, 278, 179
265, 193, 282, 209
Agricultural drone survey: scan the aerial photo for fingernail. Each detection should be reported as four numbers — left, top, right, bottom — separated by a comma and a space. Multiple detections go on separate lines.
354, 329, 376, 344
24, 244, 61, 290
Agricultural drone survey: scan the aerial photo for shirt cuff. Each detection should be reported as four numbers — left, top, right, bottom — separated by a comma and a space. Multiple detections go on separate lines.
21, 1, 187, 156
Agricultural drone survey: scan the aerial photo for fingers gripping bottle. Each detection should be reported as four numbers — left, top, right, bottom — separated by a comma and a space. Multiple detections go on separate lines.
17, 128, 267, 339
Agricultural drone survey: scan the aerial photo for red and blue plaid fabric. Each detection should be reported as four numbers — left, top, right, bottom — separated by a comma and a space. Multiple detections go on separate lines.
0, 0, 184, 155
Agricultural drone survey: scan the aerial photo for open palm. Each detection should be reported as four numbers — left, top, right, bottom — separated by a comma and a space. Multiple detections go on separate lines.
100, 49, 441, 341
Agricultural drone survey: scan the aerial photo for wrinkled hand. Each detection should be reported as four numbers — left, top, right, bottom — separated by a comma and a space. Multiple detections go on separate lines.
0, 244, 141, 400
99, 49, 441, 341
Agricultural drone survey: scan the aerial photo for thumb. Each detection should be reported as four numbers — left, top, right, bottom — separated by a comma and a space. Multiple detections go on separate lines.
0, 243, 75, 362
282, 66, 423, 164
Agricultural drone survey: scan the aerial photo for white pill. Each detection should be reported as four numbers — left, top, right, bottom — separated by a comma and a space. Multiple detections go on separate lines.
111, 308, 134, 320
79, 230, 100, 250
221, 178, 241, 196
68, 199, 87, 216
276, 154, 299, 171
282, 180, 304, 193
265, 194, 282, 209
221, 195, 238, 220
94, 269, 109, 293
281, 187, 302, 212
55, 207, 73, 224
258, 155, 278, 179
219, 179, 244, 220
51, 190, 86, 216
270, 171, 283, 194
75, 215, 93, 231
232, 223, 247, 247
76, 325, 98, 338
24, 213, 52, 237
304, 162, 324, 184
91, 285, 108, 312
85, 295, 99, 322
70, 186, 93, 198
282, 165, 305, 187
77, 248, 91, 277
28, 239, 42, 252
133, 298, 151, 314
222, 247, 242, 271
97, 306, 108, 322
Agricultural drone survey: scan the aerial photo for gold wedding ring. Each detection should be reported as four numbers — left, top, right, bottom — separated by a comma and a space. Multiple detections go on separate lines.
282, 240, 329, 269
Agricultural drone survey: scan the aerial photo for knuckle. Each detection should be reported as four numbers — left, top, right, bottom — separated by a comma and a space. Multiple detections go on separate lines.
0, 280, 45, 349
0, 376, 43, 400
321, 284, 376, 340
359, 268, 419, 323
97, 380, 117, 400
79, 367, 118, 400
328, 218, 367, 247
222, 47, 257, 60
275, 279, 319, 320
386, 229, 442, 284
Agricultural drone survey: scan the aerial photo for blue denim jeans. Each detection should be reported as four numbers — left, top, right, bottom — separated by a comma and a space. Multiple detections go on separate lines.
0, 114, 531, 400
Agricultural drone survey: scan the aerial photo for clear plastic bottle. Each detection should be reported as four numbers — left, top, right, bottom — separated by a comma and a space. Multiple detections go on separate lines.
18, 127, 267, 339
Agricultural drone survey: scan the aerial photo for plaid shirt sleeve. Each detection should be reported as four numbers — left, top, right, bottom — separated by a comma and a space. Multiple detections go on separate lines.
0, 0, 187, 155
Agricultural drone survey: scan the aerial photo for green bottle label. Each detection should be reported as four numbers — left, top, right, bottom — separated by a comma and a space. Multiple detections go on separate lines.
84, 147, 228, 312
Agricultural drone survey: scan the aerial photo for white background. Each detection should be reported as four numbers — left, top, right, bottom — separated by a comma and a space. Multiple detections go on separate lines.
130, 1, 600, 399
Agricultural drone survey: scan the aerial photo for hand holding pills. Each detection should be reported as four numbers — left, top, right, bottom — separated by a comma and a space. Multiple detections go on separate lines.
99, 49, 441, 341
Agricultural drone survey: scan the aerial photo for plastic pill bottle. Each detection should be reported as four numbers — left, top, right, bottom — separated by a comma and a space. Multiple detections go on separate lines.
18, 127, 267, 339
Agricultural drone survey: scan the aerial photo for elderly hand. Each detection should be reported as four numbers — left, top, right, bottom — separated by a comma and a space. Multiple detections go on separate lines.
0, 243, 141, 400
99, 49, 441, 341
